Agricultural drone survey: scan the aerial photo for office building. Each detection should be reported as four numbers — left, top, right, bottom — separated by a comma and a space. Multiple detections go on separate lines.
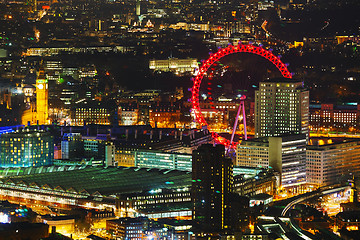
237, 134, 306, 188
255, 78, 309, 140
135, 150, 192, 171
83, 136, 115, 167
61, 133, 83, 159
192, 144, 233, 233
0, 129, 54, 168
72, 102, 112, 126
306, 138, 360, 187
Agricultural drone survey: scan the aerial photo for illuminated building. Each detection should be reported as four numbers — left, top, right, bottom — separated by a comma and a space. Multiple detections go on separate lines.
336, 35, 360, 45
61, 133, 83, 159
135, 150, 192, 171
136, 0, 141, 16
237, 134, 307, 188
36, 68, 49, 125
21, 68, 49, 126
184, 100, 243, 132
115, 148, 136, 167
255, 79, 309, 140
149, 58, 198, 75
192, 144, 233, 233
25, 46, 134, 57
106, 217, 179, 240
233, 170, 277, 197
118, 104, 139, 125
149, 104, 181, 128
122, 189, 192, 219
223, 21, 254, 37
0, 166, 192, 217
72, 103, 112, 126
0, 129, 53, 168
83, 137, 115, 167
306, 138, 360, 187
41, 216, 75, 236
309, 103, 360, 130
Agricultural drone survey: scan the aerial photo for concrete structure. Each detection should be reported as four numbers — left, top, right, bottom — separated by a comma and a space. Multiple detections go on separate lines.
61, 133, 82, 160
135, 150, 192, 171
72, 102, 112, 126
237, 134, 307, 188
309, 103, 360, 130
306, 138, 360, 187
255, 78, 309, 140
0, 129, 53, 168
192, 144, 233, 233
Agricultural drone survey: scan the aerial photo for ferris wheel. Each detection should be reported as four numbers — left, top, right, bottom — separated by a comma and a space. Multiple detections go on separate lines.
191, 43, 292, 149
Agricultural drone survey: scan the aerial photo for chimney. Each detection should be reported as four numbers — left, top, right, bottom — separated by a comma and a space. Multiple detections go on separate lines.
159, 130, 162, 140
135, 129, 138, 139
126, 129, 129, 140
150, 130, 153, 140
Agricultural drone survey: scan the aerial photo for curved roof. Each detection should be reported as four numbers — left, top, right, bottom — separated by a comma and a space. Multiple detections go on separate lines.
0, 166, 191, 197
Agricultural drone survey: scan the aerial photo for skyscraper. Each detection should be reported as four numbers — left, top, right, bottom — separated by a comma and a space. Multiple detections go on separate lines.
36, 68, 49, 125
255, 78, 309, 140
192, 144, 233, 234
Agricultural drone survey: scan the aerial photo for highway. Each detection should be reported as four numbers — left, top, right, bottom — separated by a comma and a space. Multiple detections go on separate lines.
257, 185, 349, 239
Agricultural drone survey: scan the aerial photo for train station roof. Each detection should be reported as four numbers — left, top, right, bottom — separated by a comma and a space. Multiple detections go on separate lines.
0, 166, 192, 198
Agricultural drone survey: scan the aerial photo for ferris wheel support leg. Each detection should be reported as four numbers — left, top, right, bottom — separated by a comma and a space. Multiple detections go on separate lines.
242, 101, 247, 140
229, 101, 243, 147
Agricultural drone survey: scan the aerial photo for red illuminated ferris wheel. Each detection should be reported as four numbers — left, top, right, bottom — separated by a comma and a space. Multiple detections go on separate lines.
191, 43, 292, 149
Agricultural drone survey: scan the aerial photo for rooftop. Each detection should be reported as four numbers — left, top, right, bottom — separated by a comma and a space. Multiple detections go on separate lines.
0, 166, 192, 198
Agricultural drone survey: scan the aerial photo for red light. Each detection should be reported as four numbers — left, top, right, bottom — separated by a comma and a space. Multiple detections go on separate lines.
191, 44, 292, 148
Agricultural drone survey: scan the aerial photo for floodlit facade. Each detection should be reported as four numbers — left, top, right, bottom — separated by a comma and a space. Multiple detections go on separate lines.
72, 104, 112, 126
149, 58, 198, 75
306, 139, 360, 187
0, 129, 54, 168
36, 68, 49, 125
255, 79, 309, 140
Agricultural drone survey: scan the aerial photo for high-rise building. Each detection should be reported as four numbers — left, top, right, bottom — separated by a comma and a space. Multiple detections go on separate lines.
192, 144, 233, 233
237, 134, 307, 188
36, 68, 49, 125
255, 78, 309, 140
0, 129, 54, 168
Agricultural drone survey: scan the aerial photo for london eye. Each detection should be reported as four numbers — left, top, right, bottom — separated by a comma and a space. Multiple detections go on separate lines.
191, 43, 292, 149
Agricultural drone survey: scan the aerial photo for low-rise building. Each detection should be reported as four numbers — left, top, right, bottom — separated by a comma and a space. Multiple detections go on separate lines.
306, 138, 360, 187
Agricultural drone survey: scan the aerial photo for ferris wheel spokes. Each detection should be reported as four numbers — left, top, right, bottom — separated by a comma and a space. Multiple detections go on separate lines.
229, 97, 247, 151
